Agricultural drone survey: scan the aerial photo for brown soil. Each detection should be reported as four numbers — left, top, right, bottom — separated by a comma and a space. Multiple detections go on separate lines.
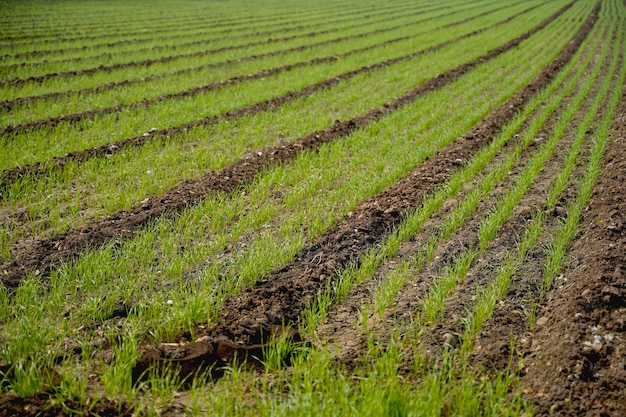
0, 3, 572, 290
518, 89, 626, 415
0, 393, 133, 417
130, 2, 590, 383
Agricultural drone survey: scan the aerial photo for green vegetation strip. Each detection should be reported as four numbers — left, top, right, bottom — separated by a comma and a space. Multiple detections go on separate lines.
303, 2, 601, 334
0, 0, 382, 54
0, 0, 451, 73
0, 3, 586, 401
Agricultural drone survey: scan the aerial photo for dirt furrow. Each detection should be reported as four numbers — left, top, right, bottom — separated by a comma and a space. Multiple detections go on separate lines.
0, 2, 552, 192
129, 3, 595, 382
468, 23, 620, 375
319, 50, 591, 365
424, 119, 592, 368
0, 0, 501, 113
0, 2, 577, 292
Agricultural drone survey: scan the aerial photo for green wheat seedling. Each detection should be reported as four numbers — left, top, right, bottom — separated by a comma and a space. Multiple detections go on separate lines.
419, 16, 613, 326
2, 28, 554, 379
1, 0, 573, 175
294, 0, 595, 350
326, 13, 598, 327
540, 21, 626, 302
2, 1, 505, 118
0, 6, 581, 259
0, 0, 612, 413
462, 16, 623, 345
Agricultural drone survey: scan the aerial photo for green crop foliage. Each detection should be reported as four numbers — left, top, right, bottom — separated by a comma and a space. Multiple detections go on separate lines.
1, 0, 624, 414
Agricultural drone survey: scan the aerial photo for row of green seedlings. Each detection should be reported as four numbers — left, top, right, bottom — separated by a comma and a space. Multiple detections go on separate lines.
164, 16, 626, 414
0, 0, 300, 36
151, 35, 588, 417
0, 3, 580, 282
0, 5, 581, 401
0, 0, 440, 71
1, 0, 505, 108
3, 3, 584, 278
0, 0, 383, 54
1, 0, 531, 120
0, 0, 475, 112
300, 0, 604, 337
0, 0, 392, 53
467, 32, 624, 358
212, 10, 624, 417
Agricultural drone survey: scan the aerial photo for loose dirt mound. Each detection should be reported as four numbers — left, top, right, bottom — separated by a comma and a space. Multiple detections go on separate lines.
0, 393, 133, 417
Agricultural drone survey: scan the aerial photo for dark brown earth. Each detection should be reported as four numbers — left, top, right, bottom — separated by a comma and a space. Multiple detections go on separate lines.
518, 89, 626, 416
130, 2, 593, 383
0, 393, 133, 417
0, 0, 505, 113
0, 3, 573, 290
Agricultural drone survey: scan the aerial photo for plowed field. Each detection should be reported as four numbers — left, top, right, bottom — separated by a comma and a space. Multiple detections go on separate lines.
1, 0, 625, 415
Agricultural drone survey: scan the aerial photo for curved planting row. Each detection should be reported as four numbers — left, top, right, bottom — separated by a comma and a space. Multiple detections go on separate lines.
2, 1, 624, 415
0, 0, 423, 64
0, 1, 534, 139
0, 0, 374, 50
0, 1, 476, 91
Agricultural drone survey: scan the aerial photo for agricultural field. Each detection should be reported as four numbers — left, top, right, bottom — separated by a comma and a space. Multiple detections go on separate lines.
0, 0, 625, 415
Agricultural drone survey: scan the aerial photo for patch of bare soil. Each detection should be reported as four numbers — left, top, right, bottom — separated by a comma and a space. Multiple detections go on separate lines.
0, 393, 133, 417
130, 3, 588, 383
0, 5, 570, 290
519, 90, 626, 416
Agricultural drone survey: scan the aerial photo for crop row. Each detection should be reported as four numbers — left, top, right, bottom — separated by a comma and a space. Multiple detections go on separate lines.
0, 0, 370, 44
1, 0, 624, 414
0, 0, 437, 67
0, 0, 511, 111
0, 0, 420, 56
0, 0, 429, 72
